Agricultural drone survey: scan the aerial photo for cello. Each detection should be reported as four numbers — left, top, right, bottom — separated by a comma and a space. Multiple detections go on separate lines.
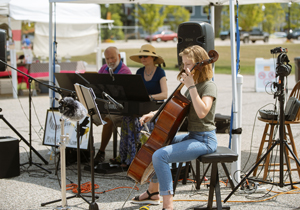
127, 50, 219, 184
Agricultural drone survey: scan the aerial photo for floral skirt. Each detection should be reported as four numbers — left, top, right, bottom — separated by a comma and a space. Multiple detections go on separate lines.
120, 116, 154, 166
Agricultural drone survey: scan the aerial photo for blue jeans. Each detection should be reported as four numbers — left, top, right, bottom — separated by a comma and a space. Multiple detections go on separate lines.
151, 130, 218, 196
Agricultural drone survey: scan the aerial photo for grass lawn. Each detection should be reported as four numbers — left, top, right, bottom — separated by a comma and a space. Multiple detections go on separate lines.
70, 43, 300, 75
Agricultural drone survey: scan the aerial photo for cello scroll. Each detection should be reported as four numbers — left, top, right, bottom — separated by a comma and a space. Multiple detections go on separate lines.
197, 50, 219, 68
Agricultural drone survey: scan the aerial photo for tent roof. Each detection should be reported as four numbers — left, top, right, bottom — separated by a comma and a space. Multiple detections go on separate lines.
49, 0, 300, 5
1, 0, 113, 24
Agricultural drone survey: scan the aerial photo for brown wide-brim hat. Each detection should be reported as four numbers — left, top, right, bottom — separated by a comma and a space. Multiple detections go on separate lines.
130, 44, 165, 65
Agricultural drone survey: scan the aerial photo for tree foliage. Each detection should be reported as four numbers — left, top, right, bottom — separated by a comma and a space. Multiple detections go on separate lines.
221, 3, 297, 34
164, 6, 190, 32
133, 4, 166, 36
100, 4, 124, 40
262, 3, 285, 33
288, 2, 300, 30
238, 4, 263, 31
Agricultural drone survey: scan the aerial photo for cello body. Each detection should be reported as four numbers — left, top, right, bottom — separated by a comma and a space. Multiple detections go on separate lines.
127, 89, 190, 184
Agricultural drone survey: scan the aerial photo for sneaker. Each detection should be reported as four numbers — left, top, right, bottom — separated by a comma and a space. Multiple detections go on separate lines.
94, 150, 105, 165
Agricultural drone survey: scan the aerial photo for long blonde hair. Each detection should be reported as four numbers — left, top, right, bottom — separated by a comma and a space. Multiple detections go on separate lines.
177, 45, 213, 84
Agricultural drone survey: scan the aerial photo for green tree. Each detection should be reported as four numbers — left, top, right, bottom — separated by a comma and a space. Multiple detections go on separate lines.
220, 6, 230, 31
238, 4, 263, 31
134, 4, 167, 42
214, 5, 224, 38
100, 4, 124, 40
262, 3, 285, 34
164, 6, 190, 32
221, 3, 285, 34
289, 2, 300, 30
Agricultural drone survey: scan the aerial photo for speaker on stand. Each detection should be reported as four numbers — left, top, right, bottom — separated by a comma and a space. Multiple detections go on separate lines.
177, 21, 215, 67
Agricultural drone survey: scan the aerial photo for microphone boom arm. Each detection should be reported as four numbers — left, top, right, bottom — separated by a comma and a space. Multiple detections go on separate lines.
0, 60, 75, 98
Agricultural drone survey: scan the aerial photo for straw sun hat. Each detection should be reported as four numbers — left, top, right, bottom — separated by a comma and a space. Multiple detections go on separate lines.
130, 44, 165, 65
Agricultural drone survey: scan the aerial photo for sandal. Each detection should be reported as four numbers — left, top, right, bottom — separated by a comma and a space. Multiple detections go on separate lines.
131, 190, 160, 205
109, 156, 121, 164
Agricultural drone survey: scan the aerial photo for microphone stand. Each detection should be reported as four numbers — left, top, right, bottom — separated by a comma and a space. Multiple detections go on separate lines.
41, 120, 99, 208
3, 60, 108, 209
2, 60, 100, 207
0, 60, 52, 173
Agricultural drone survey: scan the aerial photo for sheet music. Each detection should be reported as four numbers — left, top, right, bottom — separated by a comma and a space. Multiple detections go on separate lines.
74, 83, 105, 126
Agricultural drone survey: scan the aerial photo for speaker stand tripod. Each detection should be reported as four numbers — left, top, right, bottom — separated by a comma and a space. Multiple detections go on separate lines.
224, 75, 300, 203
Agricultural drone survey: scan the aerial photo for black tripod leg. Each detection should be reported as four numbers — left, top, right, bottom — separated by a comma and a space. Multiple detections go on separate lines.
224, 141, 278, 203
21, 162, 52, 174
0, 114, 48, 165
88, 117, 99, 210
75, 122, 99, 204
284, 141, 300, 188
41, 195, 77, 206
283, 142, 294, 188
284, 141, 300, 169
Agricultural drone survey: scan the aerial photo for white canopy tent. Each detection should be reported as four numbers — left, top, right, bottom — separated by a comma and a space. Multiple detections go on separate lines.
0, 0, 114, 57
0, 0, 113, 99
48, 0, 300, 185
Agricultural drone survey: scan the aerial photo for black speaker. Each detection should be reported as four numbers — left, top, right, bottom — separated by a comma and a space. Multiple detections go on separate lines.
0, 136, 20, 178
177, 21, 214, 67
0, 29, 7, 72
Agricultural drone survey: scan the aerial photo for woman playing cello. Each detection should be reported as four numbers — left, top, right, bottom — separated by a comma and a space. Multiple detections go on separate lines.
131, 45, 218, 210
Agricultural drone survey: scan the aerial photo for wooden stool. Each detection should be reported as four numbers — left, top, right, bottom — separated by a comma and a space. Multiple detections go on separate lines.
253, 81, 300, 181
252, 117, 300, 180
174, 146, 238, 210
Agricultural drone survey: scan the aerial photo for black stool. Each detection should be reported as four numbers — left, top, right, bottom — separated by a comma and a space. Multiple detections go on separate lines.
195, 146, 238, 210
173, 146, 238, 210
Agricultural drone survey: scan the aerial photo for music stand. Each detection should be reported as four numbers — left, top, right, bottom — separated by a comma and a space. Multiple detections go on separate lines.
74, 83, 105, 210
55, 73, 151, 102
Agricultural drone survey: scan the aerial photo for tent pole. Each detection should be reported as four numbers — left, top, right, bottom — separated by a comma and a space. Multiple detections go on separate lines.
97, 23, 102, 71
211, 4, 215, 77
229, 0, 240, 185
49, 2, 53, 107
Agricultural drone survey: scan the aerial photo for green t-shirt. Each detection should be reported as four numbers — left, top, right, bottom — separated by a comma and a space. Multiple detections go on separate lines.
184, 80, 217, 132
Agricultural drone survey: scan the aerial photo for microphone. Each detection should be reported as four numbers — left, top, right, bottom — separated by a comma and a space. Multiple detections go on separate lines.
75, 71, 90, 84
58, 97, 88, 122
108, 67, 115, 81
102, 91, 123, 110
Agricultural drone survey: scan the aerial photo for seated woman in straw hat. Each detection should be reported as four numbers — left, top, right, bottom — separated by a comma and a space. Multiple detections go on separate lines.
110, 44, 168, 168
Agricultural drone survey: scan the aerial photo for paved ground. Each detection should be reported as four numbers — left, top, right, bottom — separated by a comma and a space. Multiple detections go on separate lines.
1, 64, 300, 210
